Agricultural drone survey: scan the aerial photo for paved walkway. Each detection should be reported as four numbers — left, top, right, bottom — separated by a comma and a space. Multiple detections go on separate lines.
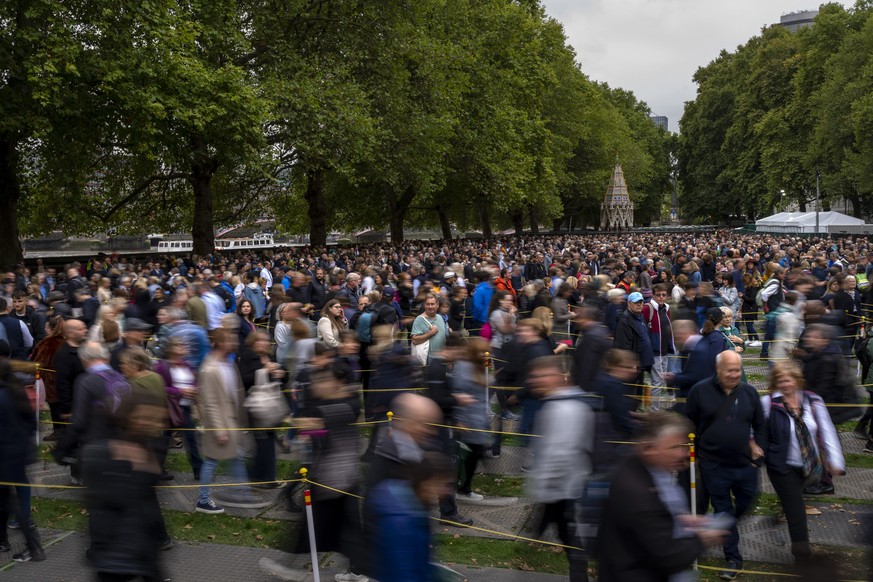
0, 531, 570, 581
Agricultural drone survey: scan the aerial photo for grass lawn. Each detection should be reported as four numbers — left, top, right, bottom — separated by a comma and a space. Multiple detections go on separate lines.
469, 473, 525, 498
31, 496, 295, 549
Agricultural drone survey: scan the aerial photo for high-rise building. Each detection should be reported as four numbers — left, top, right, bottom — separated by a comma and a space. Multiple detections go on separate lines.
650, 115, 668, 132
779, 9, 818, 33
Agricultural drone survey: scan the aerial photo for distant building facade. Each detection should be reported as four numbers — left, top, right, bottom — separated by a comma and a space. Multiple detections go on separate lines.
779, 10, 818, 33
650, 115, 668, 131
600, 162, 635, 230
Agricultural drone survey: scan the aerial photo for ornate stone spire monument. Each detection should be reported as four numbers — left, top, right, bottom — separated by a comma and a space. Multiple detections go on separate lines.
600, 162, 634, 230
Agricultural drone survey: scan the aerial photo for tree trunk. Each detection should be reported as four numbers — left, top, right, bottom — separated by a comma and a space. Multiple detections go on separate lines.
0, 139, 24, 271
386, 185, 416, 243
190, 144, 218, 257
551, 218, 562, 231
436, 205, 452, 240
848, 193, 862, 218
512, 211, 524, 236
529, 206, 539, 235
304, 168, 327, 247
478, 201, 492, 239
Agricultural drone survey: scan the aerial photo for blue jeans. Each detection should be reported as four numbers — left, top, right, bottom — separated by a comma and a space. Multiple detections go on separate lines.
198, 456, 249, 504
700, 460, 759, 563
519, 398, 543, 447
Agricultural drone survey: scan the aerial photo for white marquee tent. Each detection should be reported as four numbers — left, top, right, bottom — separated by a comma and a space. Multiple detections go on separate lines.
755, 211, 873, 234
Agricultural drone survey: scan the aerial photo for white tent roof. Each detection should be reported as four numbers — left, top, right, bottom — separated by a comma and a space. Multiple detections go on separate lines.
756, 211, 865, 227
755, 211, 866, 232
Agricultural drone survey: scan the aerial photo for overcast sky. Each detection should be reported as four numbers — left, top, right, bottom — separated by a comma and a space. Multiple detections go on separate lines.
541, 1, 846, 132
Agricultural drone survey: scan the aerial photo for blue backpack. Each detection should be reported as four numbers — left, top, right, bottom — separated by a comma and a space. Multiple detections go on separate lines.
356, 310, 374, 343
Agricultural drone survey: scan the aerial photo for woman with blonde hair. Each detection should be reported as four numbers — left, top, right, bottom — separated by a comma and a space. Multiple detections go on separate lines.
531, 306, 569, 355
760, 361, 845, 561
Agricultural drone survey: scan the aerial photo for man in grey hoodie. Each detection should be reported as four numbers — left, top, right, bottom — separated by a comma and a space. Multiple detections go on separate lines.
527, 355, 593, 582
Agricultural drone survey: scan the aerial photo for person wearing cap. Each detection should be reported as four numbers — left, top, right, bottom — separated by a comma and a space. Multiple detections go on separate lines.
109, 317, 153, 372
440, 271, 457, 296
613, 291, 654, 385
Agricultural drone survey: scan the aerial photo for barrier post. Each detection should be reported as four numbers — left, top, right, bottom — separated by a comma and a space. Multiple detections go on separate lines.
484, 351, 491, 415
689, 432, 697, 571
299, 467, 321, 582
386, 411, 393, 435
34, 365, 41, 447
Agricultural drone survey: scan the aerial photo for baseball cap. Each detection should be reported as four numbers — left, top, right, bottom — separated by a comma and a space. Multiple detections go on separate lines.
628, 292, 644, 303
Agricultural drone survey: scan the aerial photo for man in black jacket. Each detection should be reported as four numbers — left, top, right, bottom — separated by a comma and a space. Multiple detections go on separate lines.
11, 291, 45, 345
685, 350, 766, 579
598, 411, 725, 582
613, 292, 654, 385
573, 306, 611, 391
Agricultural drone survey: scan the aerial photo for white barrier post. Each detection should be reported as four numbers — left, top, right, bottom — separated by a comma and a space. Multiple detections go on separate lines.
300, 468, 321, 582
689, 432, 697, 571
484, 351, 491, 415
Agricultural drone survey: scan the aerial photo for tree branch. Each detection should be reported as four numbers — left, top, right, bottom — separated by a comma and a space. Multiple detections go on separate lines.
98, 172, 188, 222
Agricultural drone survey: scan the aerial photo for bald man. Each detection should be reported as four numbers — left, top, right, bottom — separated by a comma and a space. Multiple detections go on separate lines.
51, 319, 88, 428
685, 350, 767, 578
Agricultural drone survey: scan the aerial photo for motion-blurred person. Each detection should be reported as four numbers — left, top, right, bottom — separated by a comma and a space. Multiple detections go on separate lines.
452, 337, 491, 502
799, 323, 859, 495
82, 392, 167, 581
195, 329, 252, 514
771, 292, 802, 362
667, 310, 730, 410
573, 305, 611, 392
761, 361, 845, 563
685, 350, 766, 579
597, 412, 727, 582
369, 453, 454, 582
154, 338, 202, 480
423, 333, 474, 525
56, 342, 130, 486
592, 349, 642, 439
291, 360, 367, 582
527, 355, 592, 582
237, 331, 286, 488
109, 317, 152, 372
363, 393, 443, 579
0, 358, 45, 562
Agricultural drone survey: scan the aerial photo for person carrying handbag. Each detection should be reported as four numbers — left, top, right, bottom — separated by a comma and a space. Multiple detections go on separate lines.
410, 293, 447, 366
761, 361, 845, 562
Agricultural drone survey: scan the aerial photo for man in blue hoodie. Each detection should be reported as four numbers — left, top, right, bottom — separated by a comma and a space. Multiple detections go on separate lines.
470, 271, 495, 336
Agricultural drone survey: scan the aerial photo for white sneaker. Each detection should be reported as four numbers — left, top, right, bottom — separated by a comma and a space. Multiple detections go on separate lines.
334, 572, 369, 582
747, 340, 761, 347
459, 491, 484, 501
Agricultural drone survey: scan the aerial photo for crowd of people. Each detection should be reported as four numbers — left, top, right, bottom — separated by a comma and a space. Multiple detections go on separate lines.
0, 230, 870, 581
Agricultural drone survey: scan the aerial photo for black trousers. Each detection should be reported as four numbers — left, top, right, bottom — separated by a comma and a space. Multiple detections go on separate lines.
458, 443, 485, 495
767, 466, 811, 556
537, 500, 589, 582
